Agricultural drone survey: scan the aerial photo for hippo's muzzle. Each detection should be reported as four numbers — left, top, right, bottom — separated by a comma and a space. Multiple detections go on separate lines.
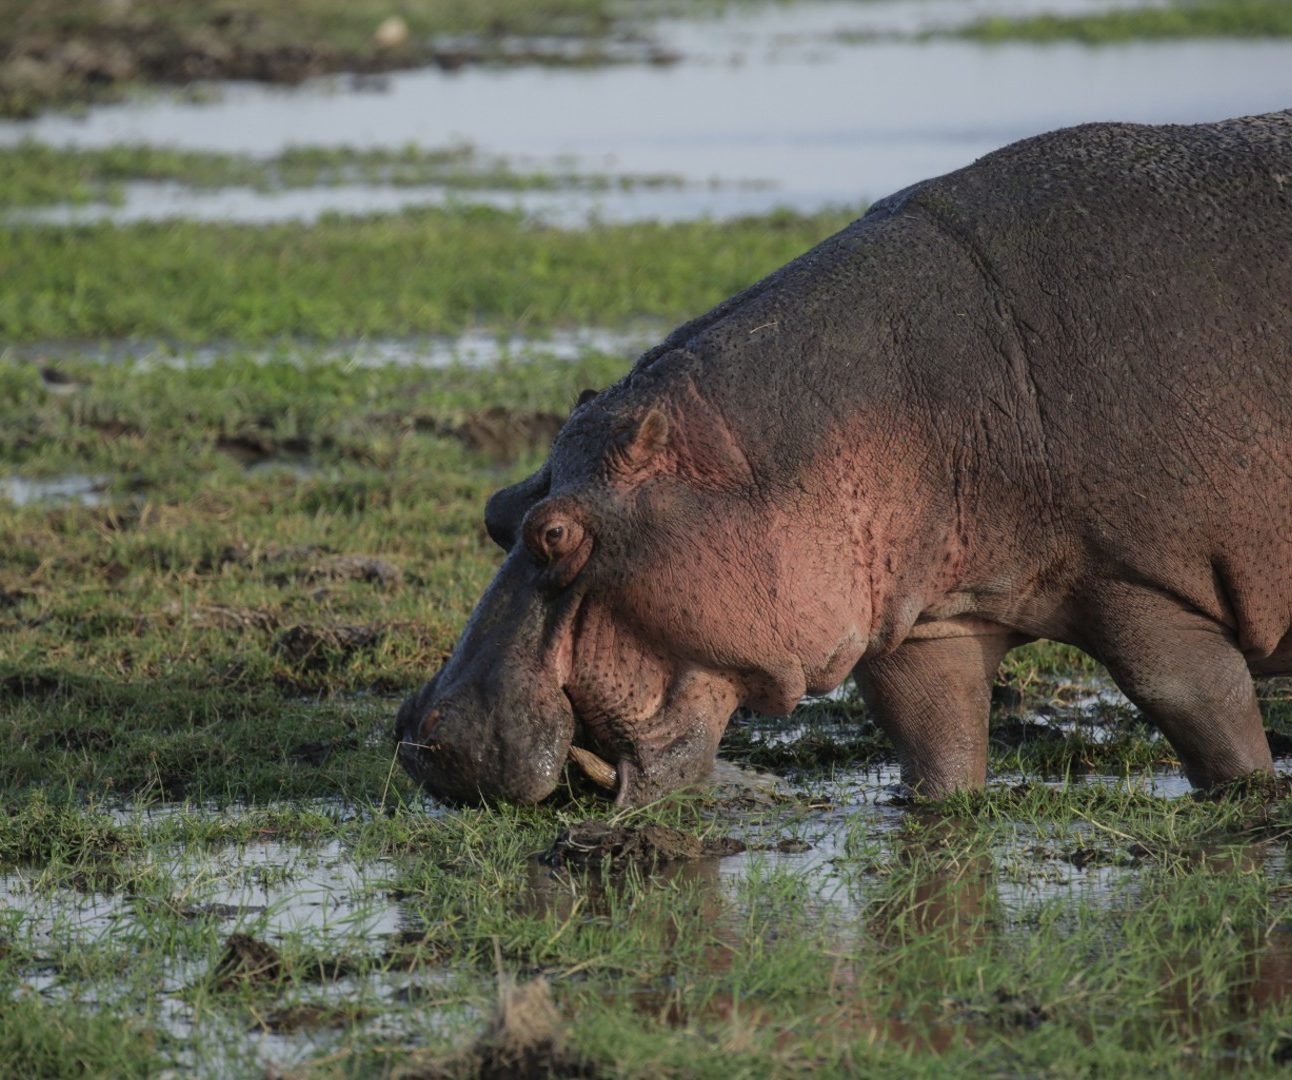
395, 679, 623, 804
394, 677, 579, 805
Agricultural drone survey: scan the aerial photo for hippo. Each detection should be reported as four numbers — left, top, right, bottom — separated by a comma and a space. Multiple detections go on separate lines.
396, 110, 1292, 806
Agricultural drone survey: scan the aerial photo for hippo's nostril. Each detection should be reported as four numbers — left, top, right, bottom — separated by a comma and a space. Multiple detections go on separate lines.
398, 708, 443, 753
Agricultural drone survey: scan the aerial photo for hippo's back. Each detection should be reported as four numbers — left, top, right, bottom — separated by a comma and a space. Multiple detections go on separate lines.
887, 111, 1292, 654
883, 110, 1292, 376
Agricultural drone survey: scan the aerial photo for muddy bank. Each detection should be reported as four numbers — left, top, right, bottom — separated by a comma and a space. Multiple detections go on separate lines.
0, 1, 667, 119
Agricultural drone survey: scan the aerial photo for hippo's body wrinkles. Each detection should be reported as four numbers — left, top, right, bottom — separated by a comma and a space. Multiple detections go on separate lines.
398, 110, 1292, 805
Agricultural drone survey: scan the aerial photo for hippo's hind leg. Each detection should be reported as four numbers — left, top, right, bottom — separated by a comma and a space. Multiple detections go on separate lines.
854, 631, 1023, 797
1088, 585, 1273, 788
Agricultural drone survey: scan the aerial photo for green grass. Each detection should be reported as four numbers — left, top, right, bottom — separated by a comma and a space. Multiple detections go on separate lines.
0, 141, 686, 209
0, 997, 160, 1078
0, 351, 628, 801
0, 205, 856, 342
956, 0, 1292, 44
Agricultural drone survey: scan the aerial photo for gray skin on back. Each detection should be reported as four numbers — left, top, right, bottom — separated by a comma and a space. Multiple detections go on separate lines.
397, 110, 1292, 803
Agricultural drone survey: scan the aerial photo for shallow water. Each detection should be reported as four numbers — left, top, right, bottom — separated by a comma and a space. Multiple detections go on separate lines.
4, 2, 1289, 223
10, 177, 824, 228
2, 835, 421, 1072
0, 474, 108, 507
9, 324, 656, 370
2, 839, 403, 947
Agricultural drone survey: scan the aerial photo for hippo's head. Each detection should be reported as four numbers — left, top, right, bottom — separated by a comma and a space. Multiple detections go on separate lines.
395, 369, 868, 805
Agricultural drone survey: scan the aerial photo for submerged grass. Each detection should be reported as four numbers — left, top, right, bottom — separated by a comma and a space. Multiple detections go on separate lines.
0, 205, 856, 342
4, 780, 1292, 1076
0, 140, 686, 209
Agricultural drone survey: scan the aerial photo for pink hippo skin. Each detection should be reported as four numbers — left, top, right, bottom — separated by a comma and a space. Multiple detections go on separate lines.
396, 111, 1292, 805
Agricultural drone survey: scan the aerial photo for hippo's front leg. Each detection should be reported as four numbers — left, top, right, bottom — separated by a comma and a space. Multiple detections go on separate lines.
855, 632, 1023, 796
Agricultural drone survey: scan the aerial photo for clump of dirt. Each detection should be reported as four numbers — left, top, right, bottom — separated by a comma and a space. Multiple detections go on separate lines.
206, 541, 325, 570
307, 553, 403, 587
453, 407, 565, 463
541, 821, 745, 872
212, 933, 282, 991
160, 601, 275, 632
372, 404, 567, 462
204, 542, 401, 587
216, 431, 312, 466
272, 622, 384, 670
0, 672, 65, 700
408, 977, 595, 1080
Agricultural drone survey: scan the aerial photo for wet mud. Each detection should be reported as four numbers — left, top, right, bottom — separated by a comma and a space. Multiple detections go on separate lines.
212, 932, 283, 991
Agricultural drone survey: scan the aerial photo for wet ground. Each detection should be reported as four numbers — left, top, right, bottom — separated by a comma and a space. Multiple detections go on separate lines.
5, 731, 1291, 1073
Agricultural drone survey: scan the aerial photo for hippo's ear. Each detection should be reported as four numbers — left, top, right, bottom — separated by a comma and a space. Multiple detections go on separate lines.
610, 407, 669, 473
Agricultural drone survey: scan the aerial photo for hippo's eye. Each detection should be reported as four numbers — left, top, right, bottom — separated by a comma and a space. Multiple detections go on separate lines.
523, 511, 585, 573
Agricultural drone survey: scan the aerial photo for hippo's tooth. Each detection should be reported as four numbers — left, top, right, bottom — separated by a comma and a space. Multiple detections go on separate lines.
568, 745, 617, 790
